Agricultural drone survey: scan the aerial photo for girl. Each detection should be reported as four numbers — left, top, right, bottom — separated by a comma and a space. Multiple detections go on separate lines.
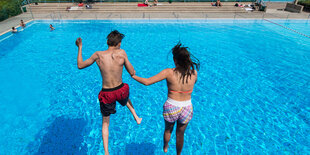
132, 43, 200, 154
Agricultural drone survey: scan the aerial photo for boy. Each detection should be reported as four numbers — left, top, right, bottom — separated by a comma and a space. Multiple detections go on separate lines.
75, 30, 142, 154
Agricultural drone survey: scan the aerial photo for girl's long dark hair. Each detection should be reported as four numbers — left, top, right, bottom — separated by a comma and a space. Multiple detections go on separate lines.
172, 42, 200, 84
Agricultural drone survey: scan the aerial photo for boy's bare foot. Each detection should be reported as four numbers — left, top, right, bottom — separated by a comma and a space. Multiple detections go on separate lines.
136, 117, 142, 124
163, 143, 169, 153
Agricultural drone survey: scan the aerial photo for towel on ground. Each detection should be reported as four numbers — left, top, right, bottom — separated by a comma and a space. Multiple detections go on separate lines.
138, 3, 148, 7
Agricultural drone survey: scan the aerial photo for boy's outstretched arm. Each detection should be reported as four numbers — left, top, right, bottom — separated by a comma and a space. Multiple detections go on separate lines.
76, 37, 98, 69
132, 69, 168, 86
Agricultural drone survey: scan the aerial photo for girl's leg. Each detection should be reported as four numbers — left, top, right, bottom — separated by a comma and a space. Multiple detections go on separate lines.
126, 99, 142, 124
176, 122, 189, 155
163, 120, 175, 152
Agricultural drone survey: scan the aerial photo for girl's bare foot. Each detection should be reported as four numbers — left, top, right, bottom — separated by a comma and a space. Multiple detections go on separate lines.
163, 143, 169, 153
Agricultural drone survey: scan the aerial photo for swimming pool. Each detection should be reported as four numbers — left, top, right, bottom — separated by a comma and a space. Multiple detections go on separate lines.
0, 19, 309, 154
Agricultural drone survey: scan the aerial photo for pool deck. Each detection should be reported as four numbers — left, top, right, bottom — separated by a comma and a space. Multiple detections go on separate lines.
0, 2, 309, 35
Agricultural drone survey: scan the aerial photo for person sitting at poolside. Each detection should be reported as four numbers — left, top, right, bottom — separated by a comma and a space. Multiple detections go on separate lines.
20, 20, 26, 28
132, 43, 200, 155
12, 27, 18, 33
50, 24, 55, 31
66, 6, 71, 12
85, 4, 92, 9
75, 30, 142, 155
144, 0, 149, 6
143, 0, 157, 6
216, 0, 222, 7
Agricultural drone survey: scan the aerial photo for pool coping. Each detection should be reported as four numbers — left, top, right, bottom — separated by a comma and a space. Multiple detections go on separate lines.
1, 1, 309, 35
0, 18, 309, 39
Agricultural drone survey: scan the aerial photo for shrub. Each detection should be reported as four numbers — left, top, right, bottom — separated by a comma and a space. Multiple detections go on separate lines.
298, 0, 310, 12
0, 0, 23, 22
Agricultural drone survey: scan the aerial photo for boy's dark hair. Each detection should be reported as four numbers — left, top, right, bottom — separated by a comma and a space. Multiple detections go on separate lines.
107, 30, 125, 47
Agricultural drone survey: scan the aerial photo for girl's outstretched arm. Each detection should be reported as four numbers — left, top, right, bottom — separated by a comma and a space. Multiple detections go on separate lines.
132, 69, 169, 86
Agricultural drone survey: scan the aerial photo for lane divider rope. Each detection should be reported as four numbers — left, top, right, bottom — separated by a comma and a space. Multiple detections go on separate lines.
264, 19, 310, 39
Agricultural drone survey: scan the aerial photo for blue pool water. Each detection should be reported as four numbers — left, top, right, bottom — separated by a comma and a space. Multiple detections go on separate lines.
0, 19, 309, 154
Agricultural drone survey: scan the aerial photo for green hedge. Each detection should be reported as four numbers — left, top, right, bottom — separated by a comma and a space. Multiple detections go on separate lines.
0, 0, 23, 22
298, 0, 310, 12
298, 0, 310, 5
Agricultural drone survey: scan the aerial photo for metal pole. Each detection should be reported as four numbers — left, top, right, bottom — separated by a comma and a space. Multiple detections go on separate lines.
294, 0, 298, 5
262, 13, 265, 19
26, 0, 34, 19
286, 14, 289, 20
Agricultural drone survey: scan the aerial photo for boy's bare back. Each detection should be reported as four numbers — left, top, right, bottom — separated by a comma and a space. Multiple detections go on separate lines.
95, 48, 128, 89
76, 37, 135, 90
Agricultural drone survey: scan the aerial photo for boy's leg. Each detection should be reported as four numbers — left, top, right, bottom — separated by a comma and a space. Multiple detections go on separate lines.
176, 122, 189, 155
163, 120, 175, 153
126, 99, 142, 124
102, 116, 110, 155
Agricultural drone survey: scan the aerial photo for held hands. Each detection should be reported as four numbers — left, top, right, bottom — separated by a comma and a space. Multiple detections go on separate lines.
131, 70, 140, 81
75, 37, 82, 48
131, 70, 136, 77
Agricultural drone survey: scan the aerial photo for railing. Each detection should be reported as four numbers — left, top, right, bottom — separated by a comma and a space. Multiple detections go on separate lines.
2, 0, 308, 38
2, 0, 308, 22
1, 7, 309, 37
32, 9, 308, 21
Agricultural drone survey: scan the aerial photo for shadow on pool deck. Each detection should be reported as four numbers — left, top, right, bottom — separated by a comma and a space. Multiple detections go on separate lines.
27, 116, 88, 154
125, 143, 157, 155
